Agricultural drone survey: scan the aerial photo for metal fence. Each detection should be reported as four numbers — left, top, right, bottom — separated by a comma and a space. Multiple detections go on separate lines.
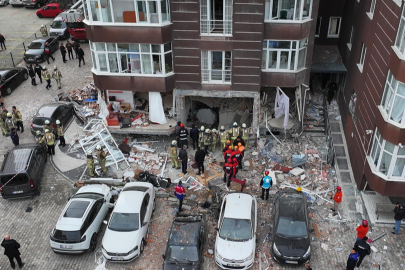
323, 95, 336, 166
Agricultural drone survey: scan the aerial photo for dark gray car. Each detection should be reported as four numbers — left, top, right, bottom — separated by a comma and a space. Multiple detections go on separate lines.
30, 102, 74, 136
23, 37, 59, 63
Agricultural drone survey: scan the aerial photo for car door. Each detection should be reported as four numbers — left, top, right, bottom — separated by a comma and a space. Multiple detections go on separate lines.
88, 199, 104, 235
34, 147, 46, 180
4, 70, 19, 90
94, 198, 108, 232
47, 38, 55, 52
50, 6, 58, 17
60, 105, 72, 126
140, 194, 150, 239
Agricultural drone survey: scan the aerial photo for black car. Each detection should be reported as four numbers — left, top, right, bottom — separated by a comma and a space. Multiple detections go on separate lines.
271, 188, 311, 265
162, 214, 206, 270
23, 37, 59, 63
30, 102, 74, 136
0, 143, 47, 199
0, 68, 29, 95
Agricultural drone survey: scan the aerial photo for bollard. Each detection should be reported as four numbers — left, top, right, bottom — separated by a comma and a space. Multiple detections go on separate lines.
23, 42, 26, 52
10, 52, 15, 67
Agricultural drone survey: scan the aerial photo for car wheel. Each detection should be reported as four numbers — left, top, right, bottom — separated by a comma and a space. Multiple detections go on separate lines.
23, 73, 28, 80
152, 199, 156, 212
89, 234, 97, 251
38, 14, 43, 18
6, 87, 12, 95
140, 239, 145, 254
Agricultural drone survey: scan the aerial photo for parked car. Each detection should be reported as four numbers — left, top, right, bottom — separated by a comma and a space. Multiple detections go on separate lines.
0, 0, 9, 6
0, 68, 29, 96
23, 37, 59, 63
23, 0, 46, 8
0, 143, 47, 199
36, 3, 64, 18
162, 214, 206, 270
30, 102, 74, 136
50, 17, 70, 40
10, 0, 23, 7
101, 182, 155, 262
271, 188, 311, 265
49, 184, 113, 254
215, 193, 257, 270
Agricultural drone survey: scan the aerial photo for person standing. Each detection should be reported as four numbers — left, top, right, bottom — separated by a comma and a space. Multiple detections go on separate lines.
87, 153, 95, 177
42, 120, 54, 134
66, 41, 73, 60
34, 63, 43, 84
60, 43, 67, 63
223, 145, 232, 162
56, 120, 65, 146
52, 66, 62, 89
0, 93, 4, 107
96, 145, 107, 175
392, 202, 405, 235
73, 41, 80, 59
328, 82, 338, 105
10, 128, 19, 146
195, 146, 205, 176
1, 108, 9, 136
356, 220, 369, 240
169, 140, 180, 169
178, 123, 189, 149
12, 106, 24, 133
1, 235, 24, 269
189, 124, 199, 150
174, 181, 186, 212
211, 129, 218, 152
44, 42, 55, 64
346, 248, 359, 270
40, 129, 55, 155
203, 129, 212, 155
260, 171, 272, 200
27, 65, 37, 86
240, 123, 249, 150
223, 158, 234, 187
42, 66, 51, 90
178, 145, 188, 175
175, 121, 181, 147
40, 25, 48, 37
230, 145, 242, 170
332, 186, 343, 215
219, 126, 228, 150
198, 126, 205, 149
5, 112, 15, 132
232, 157, 239, 179
238, 142, 245, 170
77, 45, 85, 67
0, 116, 7, 136
0, 34, 6, 50
230, 122, 240, 142
354, 237, 371, 268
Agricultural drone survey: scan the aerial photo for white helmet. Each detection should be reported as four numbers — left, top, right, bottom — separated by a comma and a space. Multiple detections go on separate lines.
233, 122, 238, 127
54, 66, 57, 69
36, 130, 42, 135
41, 25, 44, 27
242, 123, 246, 128
172, 140, 177, 145
42, 66, 47, 70
56, 120, 60, 125
200, 126, 205, 131
206, 129, 211, 133
96, 145, 102, 150
221, 126, 225, 130
212, 129, 217, 132
45, 129, 49, 133
45, 120, 50, 124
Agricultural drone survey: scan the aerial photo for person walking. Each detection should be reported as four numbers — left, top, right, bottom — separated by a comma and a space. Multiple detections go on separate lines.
44, 42, 55, 64
27, 65, 37, 86
12, 106, 24, 133
60, 43, 67, 63
223, 158, 234, 187
77, 45, 85, 67
52, 66, 62, 89
66, 41, 73, 60
232, 157, 239, 179
178, 145, 188, 175
346, 248, 359, 270
10, 128, 19, 146
42, 66, 51, 90
189, 124, 199, 150
230, 122, 240, 142
1, 108, 10, 136
178, 123, 188, 149
195, 146, 205, 176
174, 181, 186, 212
40, 129, 55, 155
0, 117, 7, 136
73, 41, 79, 59
169, 140, 180, 169
87, 153, 95, 177
354, 237, 371, 268
96, 145, 107, 175
1, 235, 24, 269
331, 186, 343, 215
34, 63, 43, 84
392, 202, 405, 235
260, 170, 272, 200
0, 34, 6, 50
356, 220, 369, 240
203, 129, 212, 155
56, 120, 65, 146
40, 25, 48, 37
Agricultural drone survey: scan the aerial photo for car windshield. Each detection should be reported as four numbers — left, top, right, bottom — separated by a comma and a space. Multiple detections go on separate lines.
73, 193, 104, 200
51, 21, 67, 28
108, 213, 139, 232
166, 245, 198, 261
29, 42, 43, 49
0, 174, 29, 186
276, 217, 307, 237
219, 218, 252, 241
276, 197, 308, 238
53, 230, 81, 241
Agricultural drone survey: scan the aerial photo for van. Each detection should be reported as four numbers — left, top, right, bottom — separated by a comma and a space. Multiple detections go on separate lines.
50, 17, 70, 40
0, 143, 47, 199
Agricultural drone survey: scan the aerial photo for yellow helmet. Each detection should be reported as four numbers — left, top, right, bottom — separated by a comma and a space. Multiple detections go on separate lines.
296, 187, 303, 192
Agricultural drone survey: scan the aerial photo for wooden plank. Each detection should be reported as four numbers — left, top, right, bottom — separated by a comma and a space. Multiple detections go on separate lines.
312, 223, 321, 238
249, 158, 253, 171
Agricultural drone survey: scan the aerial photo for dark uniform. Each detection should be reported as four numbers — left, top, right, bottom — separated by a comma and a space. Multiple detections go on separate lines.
44, 44, 55, 64
57, 124, 65, 146
34, 63, 43, 83
178, 127, 189, 149
27, 65, 37, 86
223, 147, 233, 162
189, 126, 199, 150
223, 160, 234, 187
354, 238, 371, 268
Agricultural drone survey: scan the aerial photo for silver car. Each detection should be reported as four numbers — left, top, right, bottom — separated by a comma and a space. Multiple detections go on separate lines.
0, 0, 9, 6
10, 0, 23, 7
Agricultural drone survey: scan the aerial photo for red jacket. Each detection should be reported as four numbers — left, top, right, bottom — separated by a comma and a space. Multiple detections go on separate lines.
224, 149, 233, 161
333, 191, 343, 203
174, 185, 186, 200
224, 162, 234, 175
356, 225, 369, 239
230, 150, 242, 161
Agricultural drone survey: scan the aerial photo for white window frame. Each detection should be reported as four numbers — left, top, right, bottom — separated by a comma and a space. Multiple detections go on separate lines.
262, 39, 307, 72
327, 17, 341, 38
264, 0, 313, 23
357, 42, 366, 72
367, 0, 376, 19
394, 4, 405, 59
347, 26, 354, 50
380, 70, 405, 126
201, 51, 232, 84
315, 16, 321, 37
200, 0, 233, 36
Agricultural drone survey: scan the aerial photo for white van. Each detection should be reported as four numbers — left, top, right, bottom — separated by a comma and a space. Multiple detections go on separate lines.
50, 17, 70, 40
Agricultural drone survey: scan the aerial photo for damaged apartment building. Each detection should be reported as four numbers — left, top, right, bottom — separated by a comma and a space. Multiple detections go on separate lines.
82, 0, 328, 134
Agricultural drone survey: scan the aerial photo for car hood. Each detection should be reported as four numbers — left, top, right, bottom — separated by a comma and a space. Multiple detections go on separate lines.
25, 49, 43, 56
273, 234, 310, 257
215, 236, 254, 261
163, 263, 200, 270
102, 229, 140, 253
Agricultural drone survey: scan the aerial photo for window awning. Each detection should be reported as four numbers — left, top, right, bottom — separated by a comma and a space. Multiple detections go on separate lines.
311, 45, 347, 73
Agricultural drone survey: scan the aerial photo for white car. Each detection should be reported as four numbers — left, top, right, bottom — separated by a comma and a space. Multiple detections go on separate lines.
215, 193, 257, 270
0, 0, 9, 6
49, 184, 113, 254
101, 182, 155, 262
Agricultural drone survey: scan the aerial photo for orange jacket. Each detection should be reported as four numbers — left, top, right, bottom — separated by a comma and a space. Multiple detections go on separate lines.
356, 225, 369, 239
333, 191, 342, 203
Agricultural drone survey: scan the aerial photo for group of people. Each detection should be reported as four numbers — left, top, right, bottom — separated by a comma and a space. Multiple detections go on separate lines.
86, 145, 108, 177
37, 119, 66, 155
222, 139, 246, 187
26, 63, 61, 90
0, 106, 24, 146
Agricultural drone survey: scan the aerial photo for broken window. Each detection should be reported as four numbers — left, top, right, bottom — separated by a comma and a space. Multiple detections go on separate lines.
381, 70, 405, 125
201, 51, 231, 83
262, 39, 307, 71
315, 16, 321, 37
200, 0, 233, 35
395, 4, 405, 56
264, 0, 313, 21
327, 17, 341, 37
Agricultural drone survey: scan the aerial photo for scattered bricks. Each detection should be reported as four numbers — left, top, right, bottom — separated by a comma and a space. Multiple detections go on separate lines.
182, 205, 191, 210
168, 197, 178, 202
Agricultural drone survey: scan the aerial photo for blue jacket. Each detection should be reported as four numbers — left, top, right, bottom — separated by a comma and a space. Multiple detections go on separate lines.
260, 176, 272, 189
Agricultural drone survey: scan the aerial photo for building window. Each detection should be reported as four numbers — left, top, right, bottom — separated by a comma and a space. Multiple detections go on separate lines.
264, 0, 313, 21
200, 0, 233, 35
315, 16, 321, 37
85, 0, 170, 24
357, 42, 366, 72
201, 51, 231, 83
262, 39, 307, 71
90, 42, 173, 74
381, 70, 405, 125
347, 26, 354, 50
370, 129, 405, 179
394, 5, 405, 57
327, 17, 341, 37
370, 0, 376, 14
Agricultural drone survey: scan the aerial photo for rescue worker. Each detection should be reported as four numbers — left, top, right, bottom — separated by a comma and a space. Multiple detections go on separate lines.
232, 157, 239, 178
40, 25, 48, 37
332, 186, 343, 215
44, 42, 55, 64
52, 66, 62, 89
189, 124, 199, 150
5, 112, 15, 132
223, 145, 233, 162
56, 120, 65, 146
169, 140, 180, 169
42, 66, 51, 90
211, 129, 218, 152
12, 106, 23, 133
223, 158, 234, 187
35, 130, 43, 144
231, 145, 242, 171
27, 65, 37, 86
175, 121, 181, 147
260, 171, 272, 200
0, 116, 7, 136
238, 142, 245, 170
96, 145, 107, 174
0, 108, 9, 136
229, 122, 240, 142
233, 136, 245, 147
178, 123, 189, 149
198, 126, 205, 149
219, 126, 228, 150
87, 153, 95, 177
225, 139, 232, 149
354, 237, 371, 268
34, 63, 43, 84
40, 129, 55, 155
43, 120, 54, 134
241, 123, 249, 149
203, 128, 212, 155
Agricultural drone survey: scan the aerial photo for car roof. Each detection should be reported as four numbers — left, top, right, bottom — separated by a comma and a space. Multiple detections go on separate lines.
276, 188, 307, 220
34, 103, 67, 118
223, 193, 253, 220
169, 221, 200, 246
121, 181, 153, 192
47, 3, 60, 6
77, 184, 109, 196
31, 39, 48, 44
56, 198, 94, 230
113, 189, 148, 213
1, 148, 33, 174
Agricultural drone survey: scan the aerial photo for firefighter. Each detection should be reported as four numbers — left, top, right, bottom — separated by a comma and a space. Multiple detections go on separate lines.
5, 112, 15, 132
219, 126, 228, 150
87, 152, 95, 177
43, 119, 54, 134
52, 66, 62, 89
223, 158, 234, 187
260, 171, 272, 200
39, 129, 55, 155
198, 126, 205, 149
178, 123, 189, 149
0, 116, 7, 136
96, 145, 107, 174
223, 145, 233, 163
42, 66, 51, 90
203, 128, 212, 155
238, 142, 245, 170
56, 120, 65, 146
40, 25, 48, 37
230, 122, 240, 142
211, 129, 218, 152
231, 146, 242, 171
169, 140, 180, 169
241, 123, 249, 149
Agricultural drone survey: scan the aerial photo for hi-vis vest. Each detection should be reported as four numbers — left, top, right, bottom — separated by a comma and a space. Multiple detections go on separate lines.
232, 127, 240, 137
262, 176, 272, 189
241, 128, 249, 138
219, 131, 227, 141
45, 133, 55, 145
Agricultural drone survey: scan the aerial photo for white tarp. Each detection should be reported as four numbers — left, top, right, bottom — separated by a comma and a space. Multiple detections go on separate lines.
97, 90, 109, 120
149, 92, 167, 124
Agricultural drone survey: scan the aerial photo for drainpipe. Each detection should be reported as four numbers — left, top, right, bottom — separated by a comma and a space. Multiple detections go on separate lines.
297, 85, 311, 138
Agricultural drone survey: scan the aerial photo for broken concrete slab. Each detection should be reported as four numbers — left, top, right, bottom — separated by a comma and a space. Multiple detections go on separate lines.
290, 167, 305, 176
